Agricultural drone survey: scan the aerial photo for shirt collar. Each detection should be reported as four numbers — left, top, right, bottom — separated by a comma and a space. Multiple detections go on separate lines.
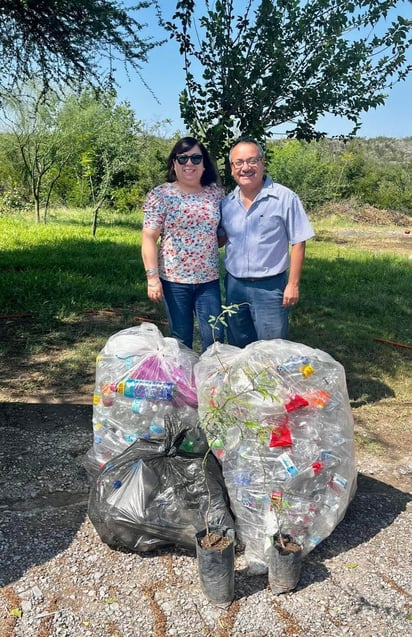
229, 175, 278, 200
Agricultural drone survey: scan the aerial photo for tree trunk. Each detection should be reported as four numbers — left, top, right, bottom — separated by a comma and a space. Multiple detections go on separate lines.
34, 197, 41, 223
92, 198, 105, 237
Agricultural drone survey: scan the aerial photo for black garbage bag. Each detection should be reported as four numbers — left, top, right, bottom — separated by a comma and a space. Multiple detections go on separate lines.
88, 415, 234, 552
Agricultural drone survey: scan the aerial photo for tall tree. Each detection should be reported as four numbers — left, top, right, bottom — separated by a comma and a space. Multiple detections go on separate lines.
0, 86, 79, 223
69, 91, 143, 235
0, 1, 162, 100
0, 86, 143, 227
166, 0, 411, 183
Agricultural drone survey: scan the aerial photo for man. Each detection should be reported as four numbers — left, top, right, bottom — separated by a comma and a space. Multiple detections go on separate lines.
219, 138, 314, 347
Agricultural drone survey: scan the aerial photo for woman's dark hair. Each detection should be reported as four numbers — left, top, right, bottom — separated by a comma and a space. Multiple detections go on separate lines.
166, 136, 220, 186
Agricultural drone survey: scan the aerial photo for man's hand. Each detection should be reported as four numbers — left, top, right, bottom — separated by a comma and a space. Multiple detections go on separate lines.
283, 282, 299, 306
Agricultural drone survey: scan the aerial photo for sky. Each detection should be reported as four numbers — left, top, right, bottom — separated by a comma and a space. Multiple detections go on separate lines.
113, 2, 412, 140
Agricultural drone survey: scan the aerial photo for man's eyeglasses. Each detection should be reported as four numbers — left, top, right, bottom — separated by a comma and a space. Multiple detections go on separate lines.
175, 154, 203, 165
231, 156, 263, 168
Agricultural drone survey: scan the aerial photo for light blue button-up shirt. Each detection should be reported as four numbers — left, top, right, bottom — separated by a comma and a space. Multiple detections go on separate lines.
220, 176, 314, 278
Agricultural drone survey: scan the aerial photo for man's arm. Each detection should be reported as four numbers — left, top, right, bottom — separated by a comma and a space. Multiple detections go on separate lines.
282, 241, 306, 306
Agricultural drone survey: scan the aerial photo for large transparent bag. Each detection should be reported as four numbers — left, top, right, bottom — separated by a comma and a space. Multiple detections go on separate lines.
194, 339, 357, 571
87, 415, 235, 552
84, 323, 201, 477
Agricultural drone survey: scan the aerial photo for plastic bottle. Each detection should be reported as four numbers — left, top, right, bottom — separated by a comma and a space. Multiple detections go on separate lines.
277, 355, 312, 374
290, 414, 322, 442
148, 416, 165, 437
283, 499, 317, 533
179, 426, 208, 454
109, 395, 162, 423
277, 452, 299, 477
130, 398, 157, 415
95, 353, 131, 384
327, 472, 349, 495
112, 378, 175, 400
319, 449, 341, 469
103, 396, 135, 428
93, 375, 116, 408
177, 404, 199, 426
305, 498, 340, 554
223, 468, 253, 487
92, 424, 126, 463
95, 354, 140, 405
290, 439, 321, 467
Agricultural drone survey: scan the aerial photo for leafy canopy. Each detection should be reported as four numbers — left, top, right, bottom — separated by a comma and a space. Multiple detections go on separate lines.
166, 0, 412, 171
0, 1, 162, 98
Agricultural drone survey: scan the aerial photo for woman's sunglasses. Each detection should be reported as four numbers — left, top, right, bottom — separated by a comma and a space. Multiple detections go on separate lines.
175, 153, 203, 165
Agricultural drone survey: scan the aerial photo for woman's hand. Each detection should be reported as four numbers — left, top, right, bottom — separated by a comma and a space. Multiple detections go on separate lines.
147, 278, 163, 302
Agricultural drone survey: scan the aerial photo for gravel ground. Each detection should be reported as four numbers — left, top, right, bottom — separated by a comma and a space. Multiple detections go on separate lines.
0, 403, 411, 637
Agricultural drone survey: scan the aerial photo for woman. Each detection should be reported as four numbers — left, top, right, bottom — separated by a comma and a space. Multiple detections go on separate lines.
142, 137, 224, 351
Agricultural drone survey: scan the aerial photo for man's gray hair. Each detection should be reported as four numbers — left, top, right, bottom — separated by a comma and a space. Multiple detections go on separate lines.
229, 138, 265, 163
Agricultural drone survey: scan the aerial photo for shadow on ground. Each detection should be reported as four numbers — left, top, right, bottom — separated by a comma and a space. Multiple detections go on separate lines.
0, 402, 410, 590
0, 403, 91, 586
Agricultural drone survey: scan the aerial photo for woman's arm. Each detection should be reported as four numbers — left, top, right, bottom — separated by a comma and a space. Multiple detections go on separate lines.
141, 227, 163, 302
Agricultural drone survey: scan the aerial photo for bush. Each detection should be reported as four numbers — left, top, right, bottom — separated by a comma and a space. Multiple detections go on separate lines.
267, 140, 345, 209
0, 187, 31, 215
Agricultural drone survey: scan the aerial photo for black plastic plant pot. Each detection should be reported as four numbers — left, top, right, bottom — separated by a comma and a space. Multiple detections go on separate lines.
195, 528, 235, 608
267, 533, 303, 595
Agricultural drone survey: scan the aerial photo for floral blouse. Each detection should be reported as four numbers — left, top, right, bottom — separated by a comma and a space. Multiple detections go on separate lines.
143, 182, 224, 284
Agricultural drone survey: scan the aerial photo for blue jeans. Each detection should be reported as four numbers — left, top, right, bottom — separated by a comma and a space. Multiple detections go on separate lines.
161, 278, 223, 351
225, 272, 289, 347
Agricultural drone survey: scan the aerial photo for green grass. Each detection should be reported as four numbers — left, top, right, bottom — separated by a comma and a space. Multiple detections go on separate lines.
0, 209, 147, 316
0, 209, 411, 406
0, 209, 167, 397
292, 234, 411, 406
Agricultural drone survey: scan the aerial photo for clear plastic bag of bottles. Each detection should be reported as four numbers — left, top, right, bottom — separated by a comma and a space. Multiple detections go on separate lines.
87, 414, 235, 552
194, 339, 357, 568
84, 322, 201, 477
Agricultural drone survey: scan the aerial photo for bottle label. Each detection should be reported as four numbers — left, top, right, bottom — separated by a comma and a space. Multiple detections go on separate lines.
115, 379, 174, 400
277, 355, 311, 373
278, 452, 298, 477
328, 473, 348, 494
